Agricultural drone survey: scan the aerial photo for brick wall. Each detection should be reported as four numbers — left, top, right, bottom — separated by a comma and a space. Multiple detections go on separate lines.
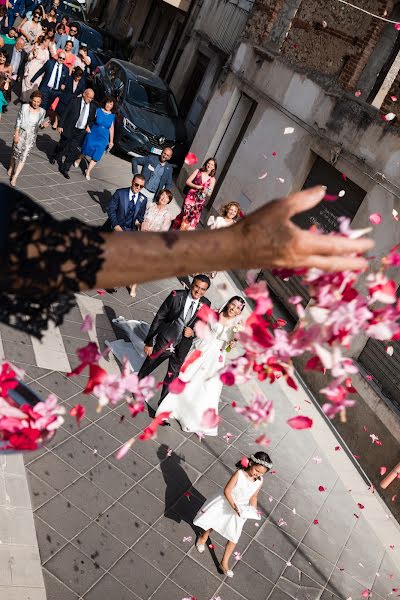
246, 0, 396, 92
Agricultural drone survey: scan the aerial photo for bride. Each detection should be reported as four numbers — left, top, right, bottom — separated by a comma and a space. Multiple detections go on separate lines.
155, 296, 245, 436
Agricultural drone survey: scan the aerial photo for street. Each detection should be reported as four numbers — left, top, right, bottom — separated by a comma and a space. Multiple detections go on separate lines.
0, 99, 400, 600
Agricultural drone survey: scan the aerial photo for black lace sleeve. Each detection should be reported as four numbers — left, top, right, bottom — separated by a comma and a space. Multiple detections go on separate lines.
0, 184, 105, 339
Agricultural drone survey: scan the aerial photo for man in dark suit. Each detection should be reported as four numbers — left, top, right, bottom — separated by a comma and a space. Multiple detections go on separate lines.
50, 88, 96, 178
138, 275, 212, 413
132, 147, 173, 201
6, 37, 26, 98
30, 54, 69, 110
107, 174, 147, 232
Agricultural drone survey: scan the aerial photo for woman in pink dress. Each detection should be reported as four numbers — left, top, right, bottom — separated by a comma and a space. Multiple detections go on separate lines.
21, 35, 49, 102
172, 157, 217, 230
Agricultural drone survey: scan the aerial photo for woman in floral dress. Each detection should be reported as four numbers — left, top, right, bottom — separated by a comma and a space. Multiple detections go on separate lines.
172, 157, 217, 230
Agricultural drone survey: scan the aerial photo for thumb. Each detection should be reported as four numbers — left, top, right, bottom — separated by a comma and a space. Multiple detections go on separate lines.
285, 186, 326, 217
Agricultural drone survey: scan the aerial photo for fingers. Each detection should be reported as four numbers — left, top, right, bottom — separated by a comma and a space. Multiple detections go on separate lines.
302, 230, 374, 256
285, 186, 326, 217
302, 254, 369, 272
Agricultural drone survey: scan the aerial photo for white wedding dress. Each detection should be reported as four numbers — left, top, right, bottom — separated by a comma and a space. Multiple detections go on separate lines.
155, 320, 235, 436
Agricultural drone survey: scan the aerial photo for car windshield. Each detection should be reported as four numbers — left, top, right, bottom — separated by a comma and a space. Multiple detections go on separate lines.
59, 1, 86, 21
126, 80, 179, 118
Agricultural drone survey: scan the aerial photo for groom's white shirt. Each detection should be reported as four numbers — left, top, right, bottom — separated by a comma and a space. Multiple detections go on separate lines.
183, 294, 199, 320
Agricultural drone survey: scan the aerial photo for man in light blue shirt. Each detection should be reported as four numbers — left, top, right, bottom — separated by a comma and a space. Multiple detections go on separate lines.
131, 147, 173, 201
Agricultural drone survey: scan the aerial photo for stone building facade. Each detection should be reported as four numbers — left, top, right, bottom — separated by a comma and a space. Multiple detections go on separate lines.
178, 0, 400, 499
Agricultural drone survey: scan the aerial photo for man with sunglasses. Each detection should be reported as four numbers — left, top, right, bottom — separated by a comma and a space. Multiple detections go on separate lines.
57, 22, 79, 55
106, 175, 148, 232
30, 51, 68, 109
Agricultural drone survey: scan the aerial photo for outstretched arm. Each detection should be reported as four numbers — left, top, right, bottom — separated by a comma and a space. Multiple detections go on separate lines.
144, 293, 174, 347
96, 186, 373, 289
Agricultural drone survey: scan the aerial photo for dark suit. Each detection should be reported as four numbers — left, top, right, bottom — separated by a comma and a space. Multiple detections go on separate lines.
106, 188, 147, 231
55, 75, 85, 116
138, 290, 211, 404
53, 96, 96, 172
31, 59, 69, 109
131, 154, 173, 198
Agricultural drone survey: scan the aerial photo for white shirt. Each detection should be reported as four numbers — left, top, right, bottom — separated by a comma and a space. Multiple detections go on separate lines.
47, 62, 62, 90
75, 98, 90, 129
129, 190, 139, 204
183, 294, 199, 321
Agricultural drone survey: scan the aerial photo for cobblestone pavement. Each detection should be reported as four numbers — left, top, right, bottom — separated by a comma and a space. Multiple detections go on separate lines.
1, 100, 400, 600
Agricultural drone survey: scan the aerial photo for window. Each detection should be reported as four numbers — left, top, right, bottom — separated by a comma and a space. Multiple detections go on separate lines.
126, 81, 179, 117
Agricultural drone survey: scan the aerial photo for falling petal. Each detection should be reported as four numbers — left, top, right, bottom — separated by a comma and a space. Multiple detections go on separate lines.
80, 315, 93, 332
380, 466, 387, 476
184, 491, 192, 500
361, 590, 370, 598
324, 194, 338, 202
201, 408, 220, 429
382, 112, 396, 121
278, 518, 287, 527
240, 457, 249, 468
386, 346, 394, 356
292, 508, 297, 514
184, 152, 198, 166
223, 432, 234, 443
287, 416, 313, 430
392, 495, 397, 502
269, 496, 273, 502
313, 519, 319, 525
69, 404, 85, 426
234, 551, 242, 560
392, 209, 399, 221
166, 447, 173, 457
258, 170, 268, 180
312, 456, 322, 464
357, 503, 365, 509
168, 378, 186, 394
180, 349, 202, 373
96, 289, 106, 295
115, 437, 135, 459
369, 213, 382, 225
338, 190, 346, 197
318, 485, 326, 492
208, 543, 215, 549
355, 90, 362, 97
276, 177, 285, 183
391, 95, 398, 101
335, 445, 341, 451
284, 127, 294, 135
182, 536, 192, 543
255, 434, 271, 446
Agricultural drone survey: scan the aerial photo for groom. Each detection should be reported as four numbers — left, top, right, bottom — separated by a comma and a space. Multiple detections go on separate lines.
138, 274, 211, 411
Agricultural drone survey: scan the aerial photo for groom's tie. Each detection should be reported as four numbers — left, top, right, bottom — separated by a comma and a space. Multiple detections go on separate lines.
184, 301, 195, 325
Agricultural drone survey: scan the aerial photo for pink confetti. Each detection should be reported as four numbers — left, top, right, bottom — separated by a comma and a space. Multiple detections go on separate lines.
168, 378, 186, 394
115, 437, 135, 460
180, 349, 202, 373
391, 95, 398, 102
323, 194, 338, 202
361, 590, 370, 598
183, 536, 192, 543
184, 152, 198, 166
255, 434, 271, 446
96, 289, 106, 295
234, 551, 242, 561
392, 495, 397, 502
355, 90, 362, 97
287, 416, 313, 430
341, 173, 347, 181
313, 519, 319, 525
258, 170, 268, 180
69, 404, 85, 426
208, 543, 215, 550
366, 375, 373, 381
80, 315, 93, 332
272, 151, 277, 156
166, 447, 173, 457
382, 112, 396, 121
392, 209, 399, 221
223, 432, 234, 443
380, 466, 387, 476
386, 346, 394, 356
335, 445, 341, 451
369, 213, 382, 225
357, 503, 365, 510
201, 408, 220, 430
318, 485, 326, 492
278, 518, 287, 527
184, 491, 192, 500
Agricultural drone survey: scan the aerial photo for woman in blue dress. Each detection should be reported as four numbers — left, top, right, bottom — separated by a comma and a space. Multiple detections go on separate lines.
75, 96, 115, 180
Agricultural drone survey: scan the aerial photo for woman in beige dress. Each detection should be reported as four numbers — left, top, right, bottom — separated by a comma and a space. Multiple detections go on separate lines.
21, 35, 49, 102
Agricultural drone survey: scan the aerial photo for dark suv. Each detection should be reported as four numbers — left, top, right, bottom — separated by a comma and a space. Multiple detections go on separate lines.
93, 60, 187, 166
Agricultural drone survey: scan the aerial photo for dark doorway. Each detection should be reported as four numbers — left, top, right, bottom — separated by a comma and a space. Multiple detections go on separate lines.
160, 21, 184, 80
179, 53, 209, 118
261, 156, 367, 318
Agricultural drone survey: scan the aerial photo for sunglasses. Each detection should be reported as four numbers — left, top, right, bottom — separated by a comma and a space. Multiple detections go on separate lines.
33, 14, 41, 18
133, 182, 144, 189
58, 56, 66, 60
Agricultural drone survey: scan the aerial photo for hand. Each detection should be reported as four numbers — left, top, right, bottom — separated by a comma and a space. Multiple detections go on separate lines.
57, 127, 63, 134
114, 225, 123, 232
60, 84, 65, 90
13, 132, 20, 145
234, 186, 374, 272
232, 503, 240, 516
183, 327, 194, 338
42, 121, 50, 128
86, 126, 91, 133
144, 345, 153, 357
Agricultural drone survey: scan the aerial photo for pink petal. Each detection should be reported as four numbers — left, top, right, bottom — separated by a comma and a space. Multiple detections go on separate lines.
391, 95, 398, 102
357, 503, 365, 509
380, 466, 387, 476
201, 408, 220, 429
382, 112, 396, 121
168, 378, 186, 394
369, 213, 382, 225
180, 349, 202, 373
220, 371, 235, 386
395, 23, 400, 30
313, 519, 319, 525
80, 315, 93, 332
184, 152, 198, 166
324, 194, 338, 202
258, 170, 268, 180
318, 485, 326, 492
69, 404, 85, 425
96, 289, 106, 295
355, 90, 362, 97
255, 434, 271, 446
115, 437, 135, 459
272, 151, 277, 156
361, 590, 370, 598
287, 416, 313, 430
240, 457, 249, 468
335, 445, 341, 451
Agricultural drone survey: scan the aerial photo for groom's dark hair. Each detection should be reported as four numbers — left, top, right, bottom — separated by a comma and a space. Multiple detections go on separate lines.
192, 274, 211, 289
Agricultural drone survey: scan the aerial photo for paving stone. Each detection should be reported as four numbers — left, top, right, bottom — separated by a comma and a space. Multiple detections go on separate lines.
2, 339, 36, 364
132, 528, 185, 575
174, 439, 217, 473
106, 449, 153, 482
149, 578, 191, 600
72, 522, 127, 569
62, 477, 115, 519
326, 567, 366, 600
65, 394, 111, 423
44, 543, 105, 595
110, 550, 164, 599
4, 474, 32, 508
119, 484, 165, 525
52, 437, 102, 474
242, 542, 287, 583
85, 459, 135, 499
96, 501, 147, 546
269, 502, 310, 542
256, 521, 299, 561
268, 588, 294, 600
0, 587, 47, 600
83, 573, 141, 600
289, 544, 335, 587
26, 472, 58, 510
96, 411, 141, 443
27, 453, 80, 493
279, 566, 324, 600
35, 494, 90, 540
38, 372, 81, 400
34, 515, 68, 563
170, 555, 221, 599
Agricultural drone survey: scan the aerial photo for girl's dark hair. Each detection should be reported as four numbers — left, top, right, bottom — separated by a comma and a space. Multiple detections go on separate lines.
101, 95, 116, 112
200, 157, 217, 177
0, 50, 9, 63
235, 451, 272, 470
72, 66, 84, 78
224, 295, 245, 312
156, 188, 173, 205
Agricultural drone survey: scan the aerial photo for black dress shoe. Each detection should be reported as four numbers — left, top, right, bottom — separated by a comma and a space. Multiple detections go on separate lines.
49, 157, 56, 165
60, 169, 70, 179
